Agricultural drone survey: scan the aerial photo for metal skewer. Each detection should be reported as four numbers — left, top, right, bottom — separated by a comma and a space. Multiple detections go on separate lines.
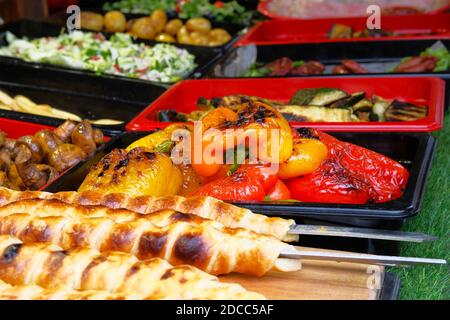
279, 249, 447, 266
288, 224, 437, 243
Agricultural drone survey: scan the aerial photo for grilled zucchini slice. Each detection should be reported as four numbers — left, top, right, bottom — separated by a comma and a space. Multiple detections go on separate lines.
329, 91, 365, 108
385, 100, 428, 121
279, 105, 355, 122
329, 24, 353, 39
290, 88, 348, 106
372, 95, 390, 122
352, 98, 373, 112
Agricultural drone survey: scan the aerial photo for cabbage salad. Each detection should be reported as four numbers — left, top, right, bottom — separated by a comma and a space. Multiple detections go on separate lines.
0, 31, 197, 83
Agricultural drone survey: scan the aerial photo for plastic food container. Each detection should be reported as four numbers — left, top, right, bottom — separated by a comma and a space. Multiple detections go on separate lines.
207, 39, 450, 110
257, 0, 450, 20
237, 14, 450, 46
0, 80, 166, 136
44, 130, 436, 231
0, 118, 104, 190
0, 20, 223, 85
45, 9, 246, 52
125, 77, 445, 132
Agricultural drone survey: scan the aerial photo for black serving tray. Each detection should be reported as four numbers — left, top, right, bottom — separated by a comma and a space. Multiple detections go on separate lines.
379, 272, 401, 300
44, 130, 436, 230
0, 81, 164, 136
207, 40, 450, 109
44, 130, 436, 255
0, 20, 223, 86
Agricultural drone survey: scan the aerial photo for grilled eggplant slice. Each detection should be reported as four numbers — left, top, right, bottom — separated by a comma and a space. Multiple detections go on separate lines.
199, 95, 283, 110
385, 100, 427, 121
278, 105, 354, 122
329, 24, 353, 39
289, 88, 348, 106
329, 92, 365, 108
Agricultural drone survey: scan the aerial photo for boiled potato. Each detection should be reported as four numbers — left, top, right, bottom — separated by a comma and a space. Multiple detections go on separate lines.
186, 18, 211, 34
177, 26, 193, 44
130, 17, 156, 40
150, 9, 168, 34
80, 12, 104, 32
210, 28, 231, 41
126, 19, 136, 31
155, 33, 176, 43
190, 31, 209, 46
103, 11, 127, 33
164, 19, 183, 36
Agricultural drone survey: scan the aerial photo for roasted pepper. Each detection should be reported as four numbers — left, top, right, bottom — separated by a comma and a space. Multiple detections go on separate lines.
192, 164, 277, 201
278, 138, 328, 179
78, 148, 183, 197
193, 167, 266, 201
191, 101, 293, 177
126, 124, 193, 152
266, 179, 291, 201
287, 129, 409, 204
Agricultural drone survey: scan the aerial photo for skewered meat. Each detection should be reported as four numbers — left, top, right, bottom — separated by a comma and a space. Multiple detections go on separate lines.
333, 60, 368, 74
0, 236, 265, 299
0, 187, 297, 242
394, 56, 437, 73
0, 199, 299, 276
290, 61, 325, 75
266, 57, 293, 76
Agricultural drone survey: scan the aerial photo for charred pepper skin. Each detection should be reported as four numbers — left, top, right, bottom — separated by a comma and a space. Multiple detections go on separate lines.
287, 130, 409, 204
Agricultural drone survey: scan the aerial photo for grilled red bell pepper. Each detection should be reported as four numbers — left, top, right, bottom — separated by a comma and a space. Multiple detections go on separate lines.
266, 179, 291, 201
193, 164, 277, 201
287, 130, 409, 204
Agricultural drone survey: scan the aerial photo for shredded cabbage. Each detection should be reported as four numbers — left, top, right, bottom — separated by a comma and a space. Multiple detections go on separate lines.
0, 31, 197, 83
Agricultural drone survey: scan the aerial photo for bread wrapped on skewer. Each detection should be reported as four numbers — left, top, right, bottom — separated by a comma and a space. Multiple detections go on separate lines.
0, 279, 142, 300
0, 199, 301, 276
0, 236, 265, 300
0, 187, 297, 241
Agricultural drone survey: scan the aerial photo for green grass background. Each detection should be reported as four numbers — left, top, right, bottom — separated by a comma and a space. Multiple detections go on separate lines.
395, 114, 449, 300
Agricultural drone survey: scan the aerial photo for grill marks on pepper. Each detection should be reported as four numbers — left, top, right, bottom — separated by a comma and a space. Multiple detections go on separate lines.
297, 128, 320, 140
219, 102, 276, 129
94, 148, 158, 184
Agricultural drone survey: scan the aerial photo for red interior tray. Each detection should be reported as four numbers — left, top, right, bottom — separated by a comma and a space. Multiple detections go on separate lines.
257, 0, 450, 20
126, 77, 445, 132
237, 13, 450, 46
0, 118, 54, 139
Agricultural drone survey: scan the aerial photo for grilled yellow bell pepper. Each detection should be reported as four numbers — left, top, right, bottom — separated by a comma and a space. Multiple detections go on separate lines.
278, 138, 328, 179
